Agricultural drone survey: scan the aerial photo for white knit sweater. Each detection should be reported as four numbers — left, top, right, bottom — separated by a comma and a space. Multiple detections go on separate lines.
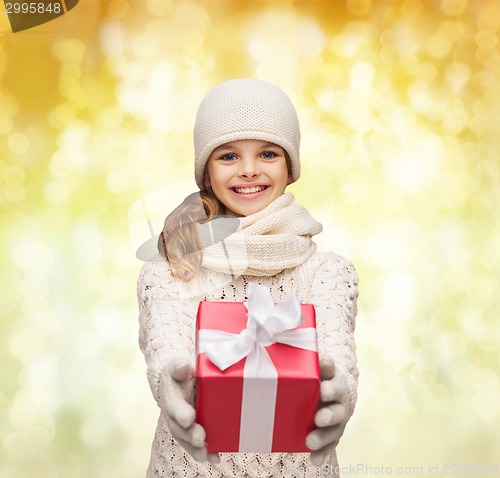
137, 251, 359, 478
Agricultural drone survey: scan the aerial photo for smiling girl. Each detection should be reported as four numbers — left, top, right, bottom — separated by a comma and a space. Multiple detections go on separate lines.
137, 79, 359, 478
206, 139, 289, 217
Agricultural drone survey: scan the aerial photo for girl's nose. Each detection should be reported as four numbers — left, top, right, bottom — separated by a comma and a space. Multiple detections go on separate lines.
238, 157, 259, 178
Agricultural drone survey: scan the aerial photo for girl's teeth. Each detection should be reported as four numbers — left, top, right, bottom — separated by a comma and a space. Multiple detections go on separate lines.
234, 186, 266, 194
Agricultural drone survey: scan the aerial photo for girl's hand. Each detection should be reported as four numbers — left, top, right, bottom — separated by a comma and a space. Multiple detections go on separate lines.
159, 356, 220, 464
306, 353, 350, 466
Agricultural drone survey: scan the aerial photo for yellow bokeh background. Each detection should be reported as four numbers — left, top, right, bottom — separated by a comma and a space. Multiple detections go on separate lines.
1, 1, 499, 476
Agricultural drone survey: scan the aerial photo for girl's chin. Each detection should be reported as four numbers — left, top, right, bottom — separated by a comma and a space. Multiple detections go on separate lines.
226, 197, 271, 217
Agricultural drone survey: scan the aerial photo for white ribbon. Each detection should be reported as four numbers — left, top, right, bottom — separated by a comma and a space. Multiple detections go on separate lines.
198, 282, 317, 452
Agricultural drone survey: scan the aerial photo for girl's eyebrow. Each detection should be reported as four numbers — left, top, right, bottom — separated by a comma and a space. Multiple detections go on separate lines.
213, 144, 237, 152
258, 142, 281, 149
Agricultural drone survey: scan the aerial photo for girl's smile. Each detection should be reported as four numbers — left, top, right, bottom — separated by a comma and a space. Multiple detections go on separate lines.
205, 139, 291, 217
229, 183, 269, 198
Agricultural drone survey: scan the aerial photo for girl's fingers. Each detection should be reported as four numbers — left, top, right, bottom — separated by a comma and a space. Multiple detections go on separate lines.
306, 424, 343, 451
170, 357, 193, 382
174, 437, 208, 463
208, 453, 221, 464
169, 395, 196, 428
318, 353, 335, 380
320, 372, 347, 403
315, 403, 346, 428
161, 373, 196, 427
188, 423, 206, 448
167, 418, 206, 447
309, 444, 333, 467
160, 361, 196, 428
320, 379, 335, 402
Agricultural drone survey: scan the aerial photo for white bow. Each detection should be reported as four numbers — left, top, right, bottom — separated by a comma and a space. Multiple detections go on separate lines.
198, 282, 317, 371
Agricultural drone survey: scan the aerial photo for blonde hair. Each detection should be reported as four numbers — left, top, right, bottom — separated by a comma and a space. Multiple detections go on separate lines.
158, 189, 224, 282
160, 151, 292, 282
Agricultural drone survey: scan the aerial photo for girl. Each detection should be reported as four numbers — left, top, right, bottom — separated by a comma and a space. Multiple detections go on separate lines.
137, 78, 359, 478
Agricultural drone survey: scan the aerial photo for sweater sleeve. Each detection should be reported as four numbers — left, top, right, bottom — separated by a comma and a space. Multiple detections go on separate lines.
136, 256, 197, 405
308, 253, 359, 419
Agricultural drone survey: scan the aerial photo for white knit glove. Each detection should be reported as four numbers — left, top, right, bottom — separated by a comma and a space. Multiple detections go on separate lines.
306, 353, 350, 466
158, 356, 220, 464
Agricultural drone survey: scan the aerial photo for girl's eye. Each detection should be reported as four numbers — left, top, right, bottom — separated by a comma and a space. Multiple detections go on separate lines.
220, 153, 237, 161
261, 151, 277, 159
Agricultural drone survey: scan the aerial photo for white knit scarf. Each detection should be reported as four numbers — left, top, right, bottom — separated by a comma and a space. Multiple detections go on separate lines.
199, 192, 323, 277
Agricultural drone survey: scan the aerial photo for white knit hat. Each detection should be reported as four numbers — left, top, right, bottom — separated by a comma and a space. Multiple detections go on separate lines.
194, 78, 301, 190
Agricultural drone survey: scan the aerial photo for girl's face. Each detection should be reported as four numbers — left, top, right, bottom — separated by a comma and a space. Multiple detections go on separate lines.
205, 139, 291, 217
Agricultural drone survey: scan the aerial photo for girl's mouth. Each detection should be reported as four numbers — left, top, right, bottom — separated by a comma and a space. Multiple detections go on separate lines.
230, 185, 270, 198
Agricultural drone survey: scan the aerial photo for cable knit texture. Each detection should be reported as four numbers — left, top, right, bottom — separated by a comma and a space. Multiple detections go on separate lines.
137, 199, 359, 478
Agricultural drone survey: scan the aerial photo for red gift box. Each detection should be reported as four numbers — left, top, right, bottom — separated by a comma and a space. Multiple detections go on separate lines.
195, 284, 320, 453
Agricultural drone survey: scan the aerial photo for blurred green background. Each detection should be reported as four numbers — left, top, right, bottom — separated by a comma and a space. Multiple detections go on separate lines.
1, 1, 499, 477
